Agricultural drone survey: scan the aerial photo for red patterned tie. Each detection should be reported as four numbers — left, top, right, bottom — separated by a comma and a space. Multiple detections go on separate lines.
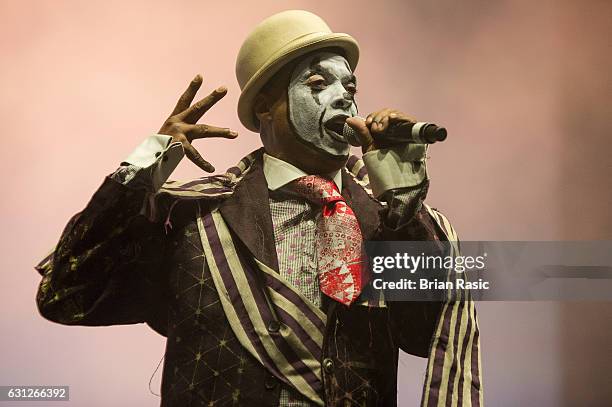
289, 175, 366, 306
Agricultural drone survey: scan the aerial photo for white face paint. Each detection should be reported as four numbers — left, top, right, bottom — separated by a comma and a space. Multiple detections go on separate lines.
287, 51, 358, 157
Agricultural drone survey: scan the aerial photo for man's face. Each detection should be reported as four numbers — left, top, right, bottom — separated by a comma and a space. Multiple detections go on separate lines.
287, 51, 358, 158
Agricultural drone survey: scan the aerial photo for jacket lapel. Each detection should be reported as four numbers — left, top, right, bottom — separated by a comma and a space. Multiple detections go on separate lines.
341, 168, 383, 241
218, 151, 280, 272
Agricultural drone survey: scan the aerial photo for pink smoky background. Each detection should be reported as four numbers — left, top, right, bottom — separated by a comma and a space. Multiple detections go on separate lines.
1, 0, 610, 406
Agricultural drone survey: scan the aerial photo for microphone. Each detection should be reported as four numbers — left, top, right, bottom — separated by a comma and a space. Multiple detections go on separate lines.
342, 116, 448, 147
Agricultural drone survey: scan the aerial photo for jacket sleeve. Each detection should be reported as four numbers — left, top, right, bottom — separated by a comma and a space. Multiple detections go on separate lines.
363, 145, 483, 406
383, 206, 483, 406
35, 134, 185, 329
34, 175, 170, 328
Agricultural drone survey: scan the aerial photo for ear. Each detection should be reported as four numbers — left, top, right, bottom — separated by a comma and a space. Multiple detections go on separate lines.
254, 93, 272, 125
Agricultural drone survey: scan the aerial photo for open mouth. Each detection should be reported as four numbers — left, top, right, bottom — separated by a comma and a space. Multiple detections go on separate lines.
323, 115, 349, 142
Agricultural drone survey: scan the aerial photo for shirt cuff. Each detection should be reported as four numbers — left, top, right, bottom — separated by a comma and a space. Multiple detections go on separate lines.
121, 134, 185, 191
123, 134, 173, 166
362, 143, 428, 198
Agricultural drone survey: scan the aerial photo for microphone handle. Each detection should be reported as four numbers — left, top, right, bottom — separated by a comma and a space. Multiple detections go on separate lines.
342, 120, 448, 146
380, 121, 448, 145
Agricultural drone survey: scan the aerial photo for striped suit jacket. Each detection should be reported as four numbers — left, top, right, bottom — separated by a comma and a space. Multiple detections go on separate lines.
35, 148, 482, 406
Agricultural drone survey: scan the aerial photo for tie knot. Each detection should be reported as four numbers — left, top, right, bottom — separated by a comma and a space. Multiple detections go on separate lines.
289, 175, 343, 206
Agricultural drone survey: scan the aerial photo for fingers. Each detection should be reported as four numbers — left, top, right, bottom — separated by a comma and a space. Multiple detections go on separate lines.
170, 74, 203, 116
187, 124, 238, 140
378, 109, 395, 133
178, 86, 228, 124
366, 109, 417, 134
345, 117, 374, 152
368, 108, 393, 134
183, 143, 215, 173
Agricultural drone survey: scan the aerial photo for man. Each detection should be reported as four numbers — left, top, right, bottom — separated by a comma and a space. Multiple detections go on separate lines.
35, 10, 482, 407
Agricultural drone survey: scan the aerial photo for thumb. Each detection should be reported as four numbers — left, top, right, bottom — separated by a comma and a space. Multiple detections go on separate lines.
345, 117, 374, 152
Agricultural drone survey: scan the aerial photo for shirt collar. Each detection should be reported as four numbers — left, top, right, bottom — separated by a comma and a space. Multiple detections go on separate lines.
263, 152, 343, 192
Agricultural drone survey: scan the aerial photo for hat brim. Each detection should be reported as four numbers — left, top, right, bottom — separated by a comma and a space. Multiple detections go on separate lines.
237, 32, 359, 132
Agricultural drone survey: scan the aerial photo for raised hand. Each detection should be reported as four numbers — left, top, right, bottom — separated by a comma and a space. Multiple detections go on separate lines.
158, 74, 238, 172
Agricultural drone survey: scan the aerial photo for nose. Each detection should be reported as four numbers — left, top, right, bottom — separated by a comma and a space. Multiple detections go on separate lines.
330, 86, 353, 110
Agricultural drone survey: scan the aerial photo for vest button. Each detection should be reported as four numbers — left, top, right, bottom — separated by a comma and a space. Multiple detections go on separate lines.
264, 374, 277, 390
322, 358, 334, 374
267, 320, 280, 333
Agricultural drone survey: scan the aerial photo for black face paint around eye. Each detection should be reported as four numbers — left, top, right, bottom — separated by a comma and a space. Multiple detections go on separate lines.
307, 59, 324, 105
311, 84, 322, 105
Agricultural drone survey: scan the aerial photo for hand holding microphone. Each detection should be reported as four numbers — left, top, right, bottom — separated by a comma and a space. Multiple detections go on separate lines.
344, 109, 447, 151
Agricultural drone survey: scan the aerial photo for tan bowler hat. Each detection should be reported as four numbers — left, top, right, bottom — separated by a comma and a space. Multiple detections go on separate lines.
236, 10, 359, 132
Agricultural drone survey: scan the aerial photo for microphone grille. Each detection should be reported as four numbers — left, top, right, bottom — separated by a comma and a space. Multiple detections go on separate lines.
342, 116, 364, 147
